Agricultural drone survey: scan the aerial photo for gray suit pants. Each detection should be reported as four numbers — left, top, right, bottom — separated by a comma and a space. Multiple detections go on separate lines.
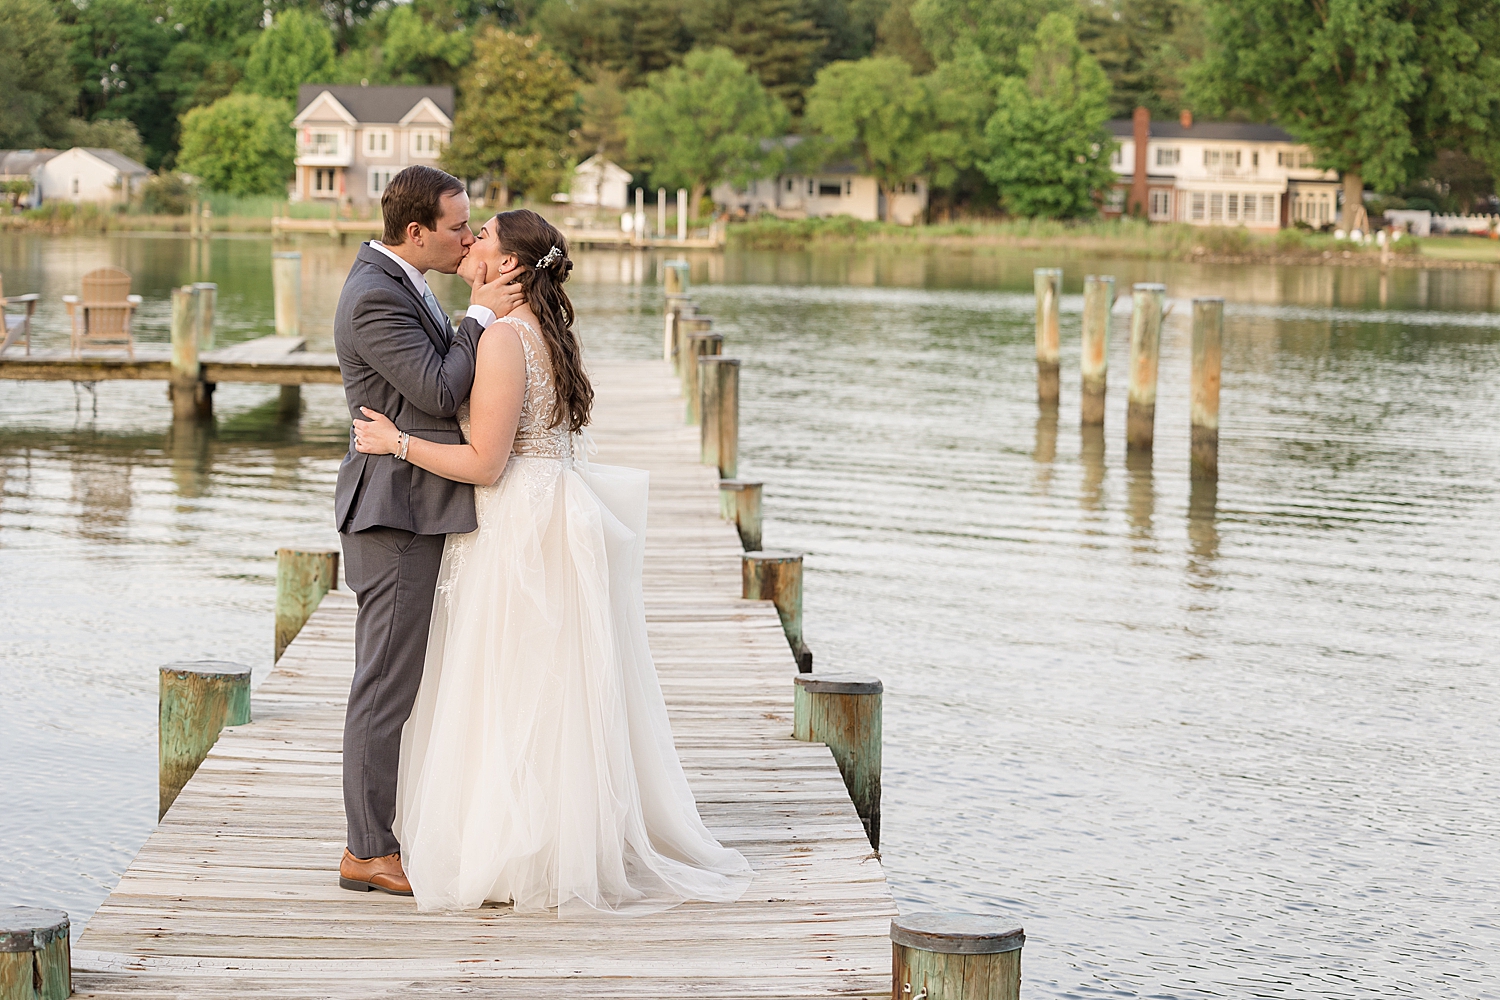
339, 526, 446, 859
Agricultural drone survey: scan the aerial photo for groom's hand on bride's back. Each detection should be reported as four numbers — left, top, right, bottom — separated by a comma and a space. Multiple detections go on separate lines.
468, 260, 526, 318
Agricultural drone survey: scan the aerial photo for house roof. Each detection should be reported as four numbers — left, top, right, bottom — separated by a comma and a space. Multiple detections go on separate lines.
574, 154, 631, 181
0, 149, 60, 175
296, 85, 455, 124
1107, 119, 1296, 142
80, 148, 151, 175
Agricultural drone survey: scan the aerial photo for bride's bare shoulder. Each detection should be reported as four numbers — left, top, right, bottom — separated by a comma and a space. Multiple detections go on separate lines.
475, 318, 526, 373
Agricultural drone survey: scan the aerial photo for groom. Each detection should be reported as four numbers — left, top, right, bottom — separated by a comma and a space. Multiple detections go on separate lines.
332, 165, 520, 895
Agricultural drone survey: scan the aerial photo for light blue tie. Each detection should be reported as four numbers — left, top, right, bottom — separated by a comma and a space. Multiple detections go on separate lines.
421, 286, 449, 332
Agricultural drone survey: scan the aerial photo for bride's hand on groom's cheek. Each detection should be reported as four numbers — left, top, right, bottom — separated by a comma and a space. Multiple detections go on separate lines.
353, 407, 399, 455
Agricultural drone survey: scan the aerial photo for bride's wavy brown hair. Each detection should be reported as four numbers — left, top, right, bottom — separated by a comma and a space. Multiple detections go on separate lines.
491, 209, 592, 432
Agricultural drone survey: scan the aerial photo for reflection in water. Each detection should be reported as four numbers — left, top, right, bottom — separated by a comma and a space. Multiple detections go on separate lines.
71, 454, 133, 541
1186, 478, 1220, 577
1079, 424, 1106, 512
1125, 447, 1154, 542
1031, 402, 1057, 494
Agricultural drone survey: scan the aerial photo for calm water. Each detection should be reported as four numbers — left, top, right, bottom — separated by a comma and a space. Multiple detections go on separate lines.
3, 233, 1498, 998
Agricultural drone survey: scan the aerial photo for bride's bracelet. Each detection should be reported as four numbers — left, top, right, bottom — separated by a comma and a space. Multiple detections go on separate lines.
396, 432, 411, 461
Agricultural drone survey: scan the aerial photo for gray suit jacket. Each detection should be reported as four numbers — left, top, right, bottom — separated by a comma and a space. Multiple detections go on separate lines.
334, 243, 483, 535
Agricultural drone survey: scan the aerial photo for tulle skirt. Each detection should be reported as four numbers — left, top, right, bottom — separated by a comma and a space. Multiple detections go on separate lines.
394, 454, 754, 914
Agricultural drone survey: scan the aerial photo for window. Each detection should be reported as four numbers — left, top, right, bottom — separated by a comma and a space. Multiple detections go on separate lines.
818, 181, 842, 197
1112, 148, 1122, 167
1155, 147, 1180, 167
368, 169, 394, 197
1205, 149, 1219, 168
72, 177, 79, 195
314, 168, 337, 193
1209, 192, 1223, 222
1252, 152, 1259, 168
1191, 192, 1205, 220
410, 131, 445, 158
1227, 193, 1239, 221
807, 179, 815, 196
1299, 151, 1315, 169
1262, 194, 1277, 223
365, 129, 392, 155
309, 132, 339, 156
1149, 190, 1172, 219
786, 178, 794, 192
1106, 187, 1126, 211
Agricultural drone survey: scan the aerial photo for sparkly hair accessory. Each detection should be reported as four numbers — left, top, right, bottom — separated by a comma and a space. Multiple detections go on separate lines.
536, 245, 563, 270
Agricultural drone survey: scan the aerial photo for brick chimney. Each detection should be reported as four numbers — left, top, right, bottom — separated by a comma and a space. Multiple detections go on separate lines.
1180, 109, 1193, 129
1130, 106, 1150, 217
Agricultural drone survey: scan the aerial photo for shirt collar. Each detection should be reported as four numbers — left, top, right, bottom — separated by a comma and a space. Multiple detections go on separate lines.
369, 240, 428, 298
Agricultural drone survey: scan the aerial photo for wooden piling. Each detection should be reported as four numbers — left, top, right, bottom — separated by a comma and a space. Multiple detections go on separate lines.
663, 259, 690, 296
674, 315, 713, 378
891, 914, 1025, 1000
170, 285, 212, 421
699, 356, 739, 478
272, 252, 301, 339
793, 674, 882, 849
682, 332, 723, 424
1191, 297, 1223, 480
275, 548, 338, 662
663, 293, 692, 363
192, 282, 217, 350
1033, 267, 1062, 406
719, 480, 763, 550
159, 661, 251, 818
1081, 274, 1113, 426
0, 907, 70, 1000
1126, 282, 1166, 451
677, 188, 688, 241
743, 551, 811, 671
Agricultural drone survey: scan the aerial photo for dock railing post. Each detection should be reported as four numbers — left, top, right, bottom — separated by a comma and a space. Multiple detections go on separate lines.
794, 674, 882, 849
682, 332, 723, 424
273, 251, 302, 340
170, 284, 212, 421
633, 187, 645, 245
1, 907, 70, 1000
159, 661, 251, 818
1126, 282, 1167, 451
674, 315, 713, 378
193, 281, 217, 351
743, 551, 811, 671
657, 188, 667, 242
891, 915, 1025, 1000
699, 356, 738, 477
275, 548, 339, 662
677, 188, 688, 241
1081, 275, 1113, 426
1033, 267, 1063, 406
663, 259, 690, 296
719, 480, 762, 550
1191, 297, 1223, 480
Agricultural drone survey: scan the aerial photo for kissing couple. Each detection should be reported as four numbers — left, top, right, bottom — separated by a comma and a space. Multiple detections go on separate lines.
331, 164, 752, 913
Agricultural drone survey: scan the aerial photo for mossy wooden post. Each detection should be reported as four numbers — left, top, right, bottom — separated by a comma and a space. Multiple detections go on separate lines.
719, 480, 762, 550
743, 550, 810, 671
793, 674, 882, 849
192, 282, 217, 350
891, 914, 1025, 1000
159, 661, 250, 818
699, 356, 739, 477
1081, 274, 1113, 426
0, 907, 70, 1000
674, 315, 713, 378
275, 548, 339, 662
1191, 297, 1223, 480
1126, 282, 1167, 451
170, 285, 211, 421
272, 251, 302, 339
662, 296, 691, 363
663, 259, 690, 295
1033, 267, 1062, 406
682, 332, 723, 425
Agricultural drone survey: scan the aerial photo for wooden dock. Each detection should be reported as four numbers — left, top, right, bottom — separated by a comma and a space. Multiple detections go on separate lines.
69, 358, 896, 998
0, 336, 341, 385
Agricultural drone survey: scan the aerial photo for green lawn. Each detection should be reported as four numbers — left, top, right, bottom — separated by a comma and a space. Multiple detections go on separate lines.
1416, 236, 1500, 262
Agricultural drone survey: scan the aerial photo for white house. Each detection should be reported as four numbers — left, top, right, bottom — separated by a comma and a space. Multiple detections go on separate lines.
568, 155, 632, 210
0, 150, 60, 208
1104, 111, 1342, 229
36, 148, 150, 206
715, 159, 928, 225
291, 84, 454, 207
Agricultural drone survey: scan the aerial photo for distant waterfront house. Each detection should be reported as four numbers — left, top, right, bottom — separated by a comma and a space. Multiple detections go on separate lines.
291, 85, 454, 208
569, 155, 632, 210
36, 148, 149, 207
0, 150, 59, 208
713, 143, 929, 226
1104, 112, 1341, 230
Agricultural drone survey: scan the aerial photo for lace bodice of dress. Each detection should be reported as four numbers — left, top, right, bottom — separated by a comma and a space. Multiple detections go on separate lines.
457, 315, 572, 460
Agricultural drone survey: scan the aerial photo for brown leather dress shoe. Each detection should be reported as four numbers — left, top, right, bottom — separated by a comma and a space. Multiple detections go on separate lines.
339, 849, 414, 896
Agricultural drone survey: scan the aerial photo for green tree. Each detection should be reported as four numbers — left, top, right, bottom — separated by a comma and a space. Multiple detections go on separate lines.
980, 13, 1115, 217
65, 117, 148, 163
909, 0, 1078, 74
529, 0, 694, 87
626, 47, 789, 216
1078, 0, 1205, 118
1191, 0, 1500, 230
244, 9, 338, 102
0, 0, 74, 148
804, 57, 927, 220
577, 66, 633, 164
372, 4, 473, 85
443, 29, 580, 205
874, 0, 934, 72
177, 93, 295, 195
687, 0, 827, 114
64, 0, 177, 166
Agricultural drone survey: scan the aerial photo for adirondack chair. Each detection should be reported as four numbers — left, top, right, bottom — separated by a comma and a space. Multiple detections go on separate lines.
0, 274, 40, 356
64, 266, 142, 358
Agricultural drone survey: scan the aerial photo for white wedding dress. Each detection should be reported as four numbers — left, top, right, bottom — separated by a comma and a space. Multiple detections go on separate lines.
394, 316, 753, 914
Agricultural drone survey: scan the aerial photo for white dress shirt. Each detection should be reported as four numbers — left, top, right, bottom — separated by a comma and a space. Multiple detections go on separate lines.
369, 240, 495, 329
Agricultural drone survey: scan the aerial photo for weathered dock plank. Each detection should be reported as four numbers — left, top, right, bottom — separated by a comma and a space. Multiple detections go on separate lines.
0, 336, 341, 384
70, 358, 895, 998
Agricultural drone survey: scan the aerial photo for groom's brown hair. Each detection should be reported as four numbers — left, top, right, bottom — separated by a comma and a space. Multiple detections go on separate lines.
381, 166, 465, 245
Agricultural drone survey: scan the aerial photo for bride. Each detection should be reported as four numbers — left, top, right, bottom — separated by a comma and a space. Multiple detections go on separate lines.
351, 209, 753, 914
